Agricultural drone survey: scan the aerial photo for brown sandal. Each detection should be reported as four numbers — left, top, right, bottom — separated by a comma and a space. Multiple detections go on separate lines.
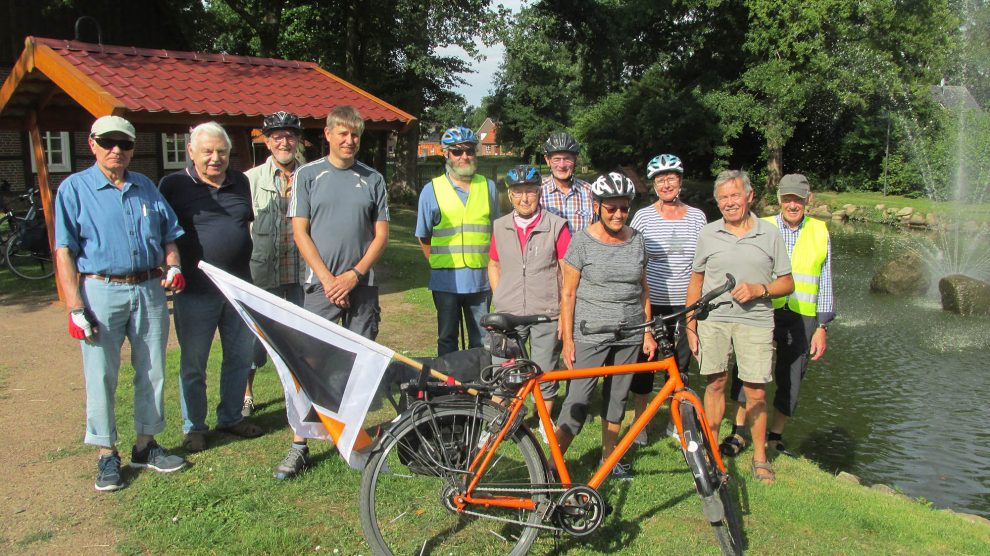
752, 458, 776, 485
719, 433, 748, 457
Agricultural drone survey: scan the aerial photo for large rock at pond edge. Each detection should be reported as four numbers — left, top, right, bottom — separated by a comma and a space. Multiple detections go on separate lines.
939, 274, 990, 315
896, 206, 915, 217
870, 256, 930, 295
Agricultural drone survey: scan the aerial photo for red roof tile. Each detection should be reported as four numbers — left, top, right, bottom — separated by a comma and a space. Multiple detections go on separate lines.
31, 37, 414, 126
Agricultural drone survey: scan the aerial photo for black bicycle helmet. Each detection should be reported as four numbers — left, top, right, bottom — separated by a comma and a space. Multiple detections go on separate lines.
543, 132, 580, 155
504, 165, 541, 187
262, 111, 303, 135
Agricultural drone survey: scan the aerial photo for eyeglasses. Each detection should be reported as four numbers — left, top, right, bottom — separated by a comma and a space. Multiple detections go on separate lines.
509, 189, 540, 198
548, 156, 574, 166
601, 204, 630, 215
448, 148, 476, 157
654, 176, 680, 185
268, 133, 299, 143
93, 137, 135, 151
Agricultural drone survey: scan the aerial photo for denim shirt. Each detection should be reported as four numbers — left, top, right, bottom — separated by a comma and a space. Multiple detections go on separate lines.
54, 164, 184, 275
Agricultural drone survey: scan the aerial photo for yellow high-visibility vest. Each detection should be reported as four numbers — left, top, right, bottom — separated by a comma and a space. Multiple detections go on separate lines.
429, 174, 491, 269
763, 215, 828, 316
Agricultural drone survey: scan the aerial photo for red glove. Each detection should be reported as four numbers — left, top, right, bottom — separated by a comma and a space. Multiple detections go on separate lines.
163, 265, 185, 293
69, 308, 97, 340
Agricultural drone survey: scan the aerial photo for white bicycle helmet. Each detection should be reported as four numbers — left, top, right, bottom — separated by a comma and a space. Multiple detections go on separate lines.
646, 154, 683, 179
590, 172, 636, 201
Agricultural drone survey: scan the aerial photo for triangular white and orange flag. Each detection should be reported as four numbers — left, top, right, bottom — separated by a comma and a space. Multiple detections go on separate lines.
199, 261, 394, 469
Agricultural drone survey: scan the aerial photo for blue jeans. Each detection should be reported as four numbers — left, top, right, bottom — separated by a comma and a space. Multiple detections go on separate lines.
79, 277, 169, 447
252, 284, 305, 368
173, 290, 254, 432
432, 290, 490, 356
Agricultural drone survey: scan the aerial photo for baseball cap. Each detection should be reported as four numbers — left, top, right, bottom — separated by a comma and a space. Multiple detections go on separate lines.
90, 115, 136, 139
778, 174, 811, 198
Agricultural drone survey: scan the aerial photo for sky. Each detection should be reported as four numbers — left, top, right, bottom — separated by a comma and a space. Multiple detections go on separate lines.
437, 0, 527, 106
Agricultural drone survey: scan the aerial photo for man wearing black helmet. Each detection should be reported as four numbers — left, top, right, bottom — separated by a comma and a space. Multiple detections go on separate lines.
242, 112, 306, 418
540, 132, 596, 233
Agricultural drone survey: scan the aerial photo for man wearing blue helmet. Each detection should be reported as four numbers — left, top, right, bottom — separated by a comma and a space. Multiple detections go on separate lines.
415, 126, 500, 355
488, 165, 572, 441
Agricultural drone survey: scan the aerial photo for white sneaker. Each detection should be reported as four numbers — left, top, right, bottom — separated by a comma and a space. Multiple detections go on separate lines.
633, 429, 648, 446
538, 422, 550, 444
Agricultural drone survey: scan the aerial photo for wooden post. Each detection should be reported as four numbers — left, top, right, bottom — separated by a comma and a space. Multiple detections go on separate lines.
27, 109, 64, 303
232, 127, 254, 172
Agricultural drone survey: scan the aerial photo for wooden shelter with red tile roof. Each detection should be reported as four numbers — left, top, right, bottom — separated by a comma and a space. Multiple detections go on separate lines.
0, 36, 415, 301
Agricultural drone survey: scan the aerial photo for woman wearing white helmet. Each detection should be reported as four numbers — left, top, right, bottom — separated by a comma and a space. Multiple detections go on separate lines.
554, 171, 657, 480
628, 154, 707, 445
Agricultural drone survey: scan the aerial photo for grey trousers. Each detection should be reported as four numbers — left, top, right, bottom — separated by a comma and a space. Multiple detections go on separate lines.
555, 342, 640, 437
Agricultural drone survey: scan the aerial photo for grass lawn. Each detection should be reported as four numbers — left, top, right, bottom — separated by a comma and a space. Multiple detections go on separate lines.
99, 206, 990, 555
815, 191, 990, 222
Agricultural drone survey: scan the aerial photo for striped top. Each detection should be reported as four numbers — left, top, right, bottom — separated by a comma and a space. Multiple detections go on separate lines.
630, 204, 707, 305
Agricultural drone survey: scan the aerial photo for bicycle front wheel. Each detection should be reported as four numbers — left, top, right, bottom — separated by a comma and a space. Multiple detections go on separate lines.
679, 403, 744, 556
5, 235, 54, 280
360, 400, 548, 556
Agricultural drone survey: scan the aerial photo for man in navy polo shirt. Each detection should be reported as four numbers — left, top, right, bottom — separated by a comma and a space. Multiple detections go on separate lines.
55, 115, 188, 492
159, 121, 261, 453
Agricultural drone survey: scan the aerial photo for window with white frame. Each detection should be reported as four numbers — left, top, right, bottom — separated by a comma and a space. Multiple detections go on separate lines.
162, 133, 190, 169
29, 131, 72, 173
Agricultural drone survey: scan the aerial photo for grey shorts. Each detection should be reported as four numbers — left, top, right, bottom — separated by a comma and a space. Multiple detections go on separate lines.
697, 320, 773, 384
555, 342, 640, 437
303, 283, 381, 340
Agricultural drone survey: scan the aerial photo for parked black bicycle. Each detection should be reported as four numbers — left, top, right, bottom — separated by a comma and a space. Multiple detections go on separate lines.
3, 185, 54, 280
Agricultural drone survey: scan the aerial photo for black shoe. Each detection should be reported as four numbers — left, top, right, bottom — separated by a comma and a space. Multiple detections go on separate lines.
131, 440, 187, 473
95, 452, 123, 492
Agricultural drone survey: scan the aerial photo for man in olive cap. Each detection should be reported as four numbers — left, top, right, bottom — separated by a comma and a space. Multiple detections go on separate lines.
54, 115, 188, 491
723, 173, 835, 458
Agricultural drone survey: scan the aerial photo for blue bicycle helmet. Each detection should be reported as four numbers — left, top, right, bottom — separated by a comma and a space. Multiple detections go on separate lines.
440, 126, 478, 147
505, 165, 541, 187
646, 154, 684, 179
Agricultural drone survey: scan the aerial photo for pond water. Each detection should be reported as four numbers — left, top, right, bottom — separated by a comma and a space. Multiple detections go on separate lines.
782, 221, 990, 517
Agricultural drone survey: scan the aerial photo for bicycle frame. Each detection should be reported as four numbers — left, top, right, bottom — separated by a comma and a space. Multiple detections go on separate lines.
454, 355, 728, 512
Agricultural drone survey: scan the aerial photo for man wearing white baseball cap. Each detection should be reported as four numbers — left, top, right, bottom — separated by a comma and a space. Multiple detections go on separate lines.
54, 115, 188, 491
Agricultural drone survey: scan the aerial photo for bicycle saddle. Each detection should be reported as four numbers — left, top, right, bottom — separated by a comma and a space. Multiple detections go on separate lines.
480, 313, 552, 334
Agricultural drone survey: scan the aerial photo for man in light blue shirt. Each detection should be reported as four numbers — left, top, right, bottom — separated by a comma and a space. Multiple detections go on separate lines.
415, 126, 499, 355
54, 115, 187, 492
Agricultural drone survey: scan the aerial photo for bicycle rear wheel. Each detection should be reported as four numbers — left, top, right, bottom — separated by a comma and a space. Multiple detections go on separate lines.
679, 403, 744, 556
360, 399, 548, 556
5, 235, 54, 280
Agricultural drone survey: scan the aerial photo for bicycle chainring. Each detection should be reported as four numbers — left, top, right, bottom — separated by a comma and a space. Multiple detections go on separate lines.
553, 485, 605, 537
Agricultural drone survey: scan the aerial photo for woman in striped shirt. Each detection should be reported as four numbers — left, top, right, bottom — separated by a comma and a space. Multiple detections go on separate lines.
628, 154, 707, 445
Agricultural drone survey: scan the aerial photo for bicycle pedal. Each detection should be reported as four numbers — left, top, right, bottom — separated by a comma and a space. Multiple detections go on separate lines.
603, 501, 613, 518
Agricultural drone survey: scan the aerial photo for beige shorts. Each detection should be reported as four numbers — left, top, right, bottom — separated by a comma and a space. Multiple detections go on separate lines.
697, 321, 773, 384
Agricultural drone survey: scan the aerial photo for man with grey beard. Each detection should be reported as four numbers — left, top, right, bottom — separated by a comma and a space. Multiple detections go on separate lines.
242, 112, 306, 418
415, 126, 500, 355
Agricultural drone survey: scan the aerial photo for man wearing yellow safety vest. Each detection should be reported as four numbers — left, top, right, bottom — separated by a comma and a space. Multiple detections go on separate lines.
721, 173, 834, 459
415, 126, 500, 355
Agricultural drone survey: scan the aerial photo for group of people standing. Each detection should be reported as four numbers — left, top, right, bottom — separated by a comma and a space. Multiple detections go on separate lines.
54, 108, 832, 493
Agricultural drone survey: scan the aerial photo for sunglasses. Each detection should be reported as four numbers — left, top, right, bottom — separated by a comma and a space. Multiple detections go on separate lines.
93, 137, 135, 151
448, 148, 476, 157
601, 204, 630, 215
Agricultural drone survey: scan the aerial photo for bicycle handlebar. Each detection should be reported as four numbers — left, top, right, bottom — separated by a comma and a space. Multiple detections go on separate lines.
579, 273, 736, 337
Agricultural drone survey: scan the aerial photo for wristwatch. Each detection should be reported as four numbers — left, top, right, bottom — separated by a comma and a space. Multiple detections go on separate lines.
818, 323, 828, 331
761, 284, 770, 299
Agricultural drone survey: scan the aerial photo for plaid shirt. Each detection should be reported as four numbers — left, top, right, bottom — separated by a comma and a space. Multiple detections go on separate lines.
774, 214, 835, 324
275, 171, 302, 286
541, 176, 596, 232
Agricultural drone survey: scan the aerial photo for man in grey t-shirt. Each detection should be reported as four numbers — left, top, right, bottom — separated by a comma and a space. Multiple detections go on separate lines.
280, 105, 389, 480
685, 170, 793, 485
